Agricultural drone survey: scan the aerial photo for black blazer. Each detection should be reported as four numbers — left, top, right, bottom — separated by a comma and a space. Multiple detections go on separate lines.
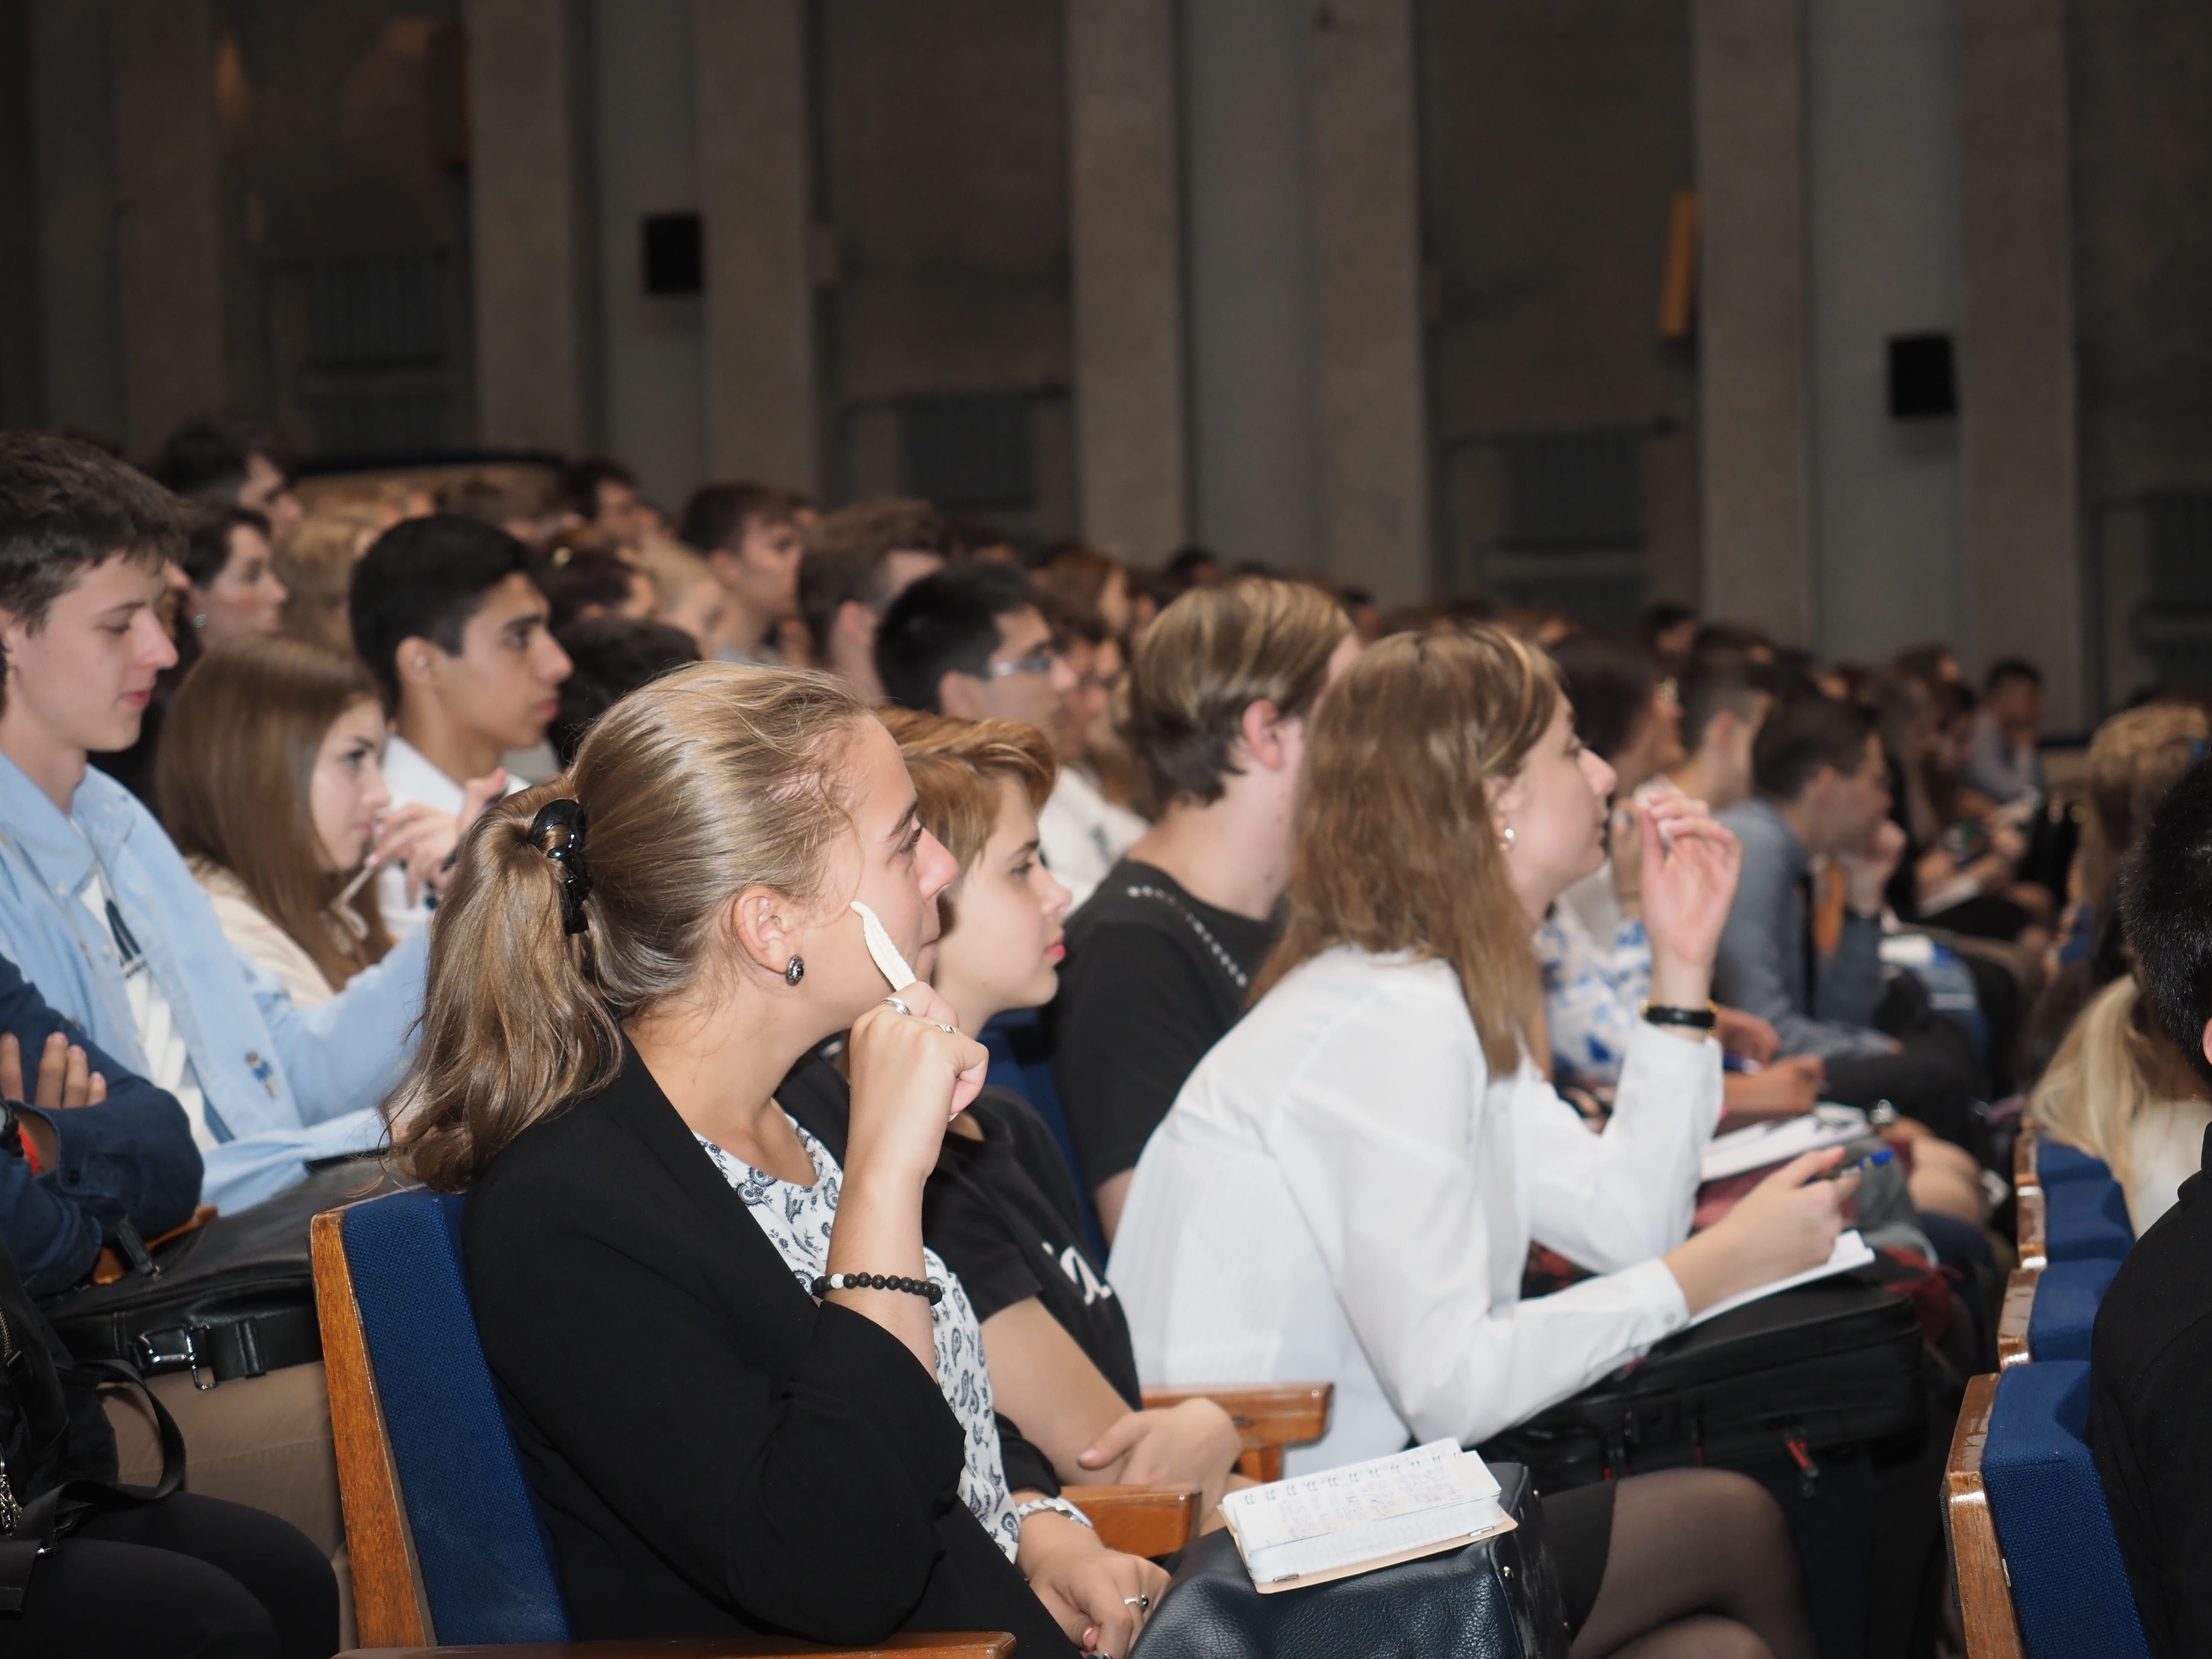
463, 1042, 1075, 1652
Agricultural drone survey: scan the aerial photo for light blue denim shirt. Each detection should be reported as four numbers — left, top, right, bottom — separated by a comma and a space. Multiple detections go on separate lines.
0, 751, 426, 1211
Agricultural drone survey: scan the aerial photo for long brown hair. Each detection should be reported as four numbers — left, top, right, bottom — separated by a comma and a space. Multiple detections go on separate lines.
1254, 626, 1560, 1074
156, 635, 396, 990
395, 663, 871, 1191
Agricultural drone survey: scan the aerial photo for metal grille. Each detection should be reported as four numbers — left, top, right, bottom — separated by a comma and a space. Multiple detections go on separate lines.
1502, 429, 1643, 552
310, 251, 445, 368
898, 391, 1036, 511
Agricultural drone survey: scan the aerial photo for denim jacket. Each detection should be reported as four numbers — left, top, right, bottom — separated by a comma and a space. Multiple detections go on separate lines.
0, 753, 425, 1212
0, 950, 201, 1296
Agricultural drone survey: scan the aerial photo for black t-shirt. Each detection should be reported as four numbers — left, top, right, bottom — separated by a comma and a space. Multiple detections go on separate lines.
2087, 1124, 2212, 1659
778, 1058, 1142, 1409
1046, 859, 1280, 1188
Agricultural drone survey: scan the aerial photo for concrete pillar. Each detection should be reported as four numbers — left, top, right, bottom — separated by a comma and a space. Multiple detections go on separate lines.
1958, 0, 2081, 721
695, 0, 817, 493
28, 0, 124, 441
1308, 0, 1430, 607
593, 0, 707, 510
1692, 0, 1815, 643
111, 0, 226, 459
1065, 0, 1187, 564
466, 0, 591, 453
1807, 0, 1966, 666
1182, 0, 1317, 570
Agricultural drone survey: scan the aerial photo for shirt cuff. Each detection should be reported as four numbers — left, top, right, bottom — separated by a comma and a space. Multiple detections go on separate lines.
1612, 1252, 1692, 1335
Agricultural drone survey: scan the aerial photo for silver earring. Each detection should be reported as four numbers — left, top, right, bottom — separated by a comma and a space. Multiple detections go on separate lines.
190, 613, 209, 630
1499, 826, 1515, 850
783, 956, 805, 986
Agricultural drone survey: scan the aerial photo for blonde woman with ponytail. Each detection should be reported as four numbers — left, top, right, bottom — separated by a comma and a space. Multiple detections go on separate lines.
399, 663, 1162, 1657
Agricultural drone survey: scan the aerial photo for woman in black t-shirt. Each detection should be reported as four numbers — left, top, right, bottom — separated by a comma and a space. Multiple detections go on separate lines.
859, 710, 1245, 1520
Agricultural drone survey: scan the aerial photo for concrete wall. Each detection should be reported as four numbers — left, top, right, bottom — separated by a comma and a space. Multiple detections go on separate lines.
1805, 0, 1967, 667
815, 0, 1074, 532
1423, 0, 1700, 612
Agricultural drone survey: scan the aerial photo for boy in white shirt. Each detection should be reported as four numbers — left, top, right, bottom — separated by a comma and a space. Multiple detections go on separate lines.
348, 515, 569, 937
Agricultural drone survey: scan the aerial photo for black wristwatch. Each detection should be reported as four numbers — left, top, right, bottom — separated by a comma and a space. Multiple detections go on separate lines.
1642, 1001, 1719, 1032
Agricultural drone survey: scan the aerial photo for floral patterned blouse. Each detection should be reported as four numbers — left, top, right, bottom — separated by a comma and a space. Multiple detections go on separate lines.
694, 1119, 1022, 1560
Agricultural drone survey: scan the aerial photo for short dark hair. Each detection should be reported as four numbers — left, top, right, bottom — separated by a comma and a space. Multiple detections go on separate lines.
1987, 656, 2043, 693
874, 562, 1037, 713
0, 431, 183, 632
547, 614, 701, 766
1752, 695, 1878, 803
1679, 664, 1766, 754
1548, 632, 1661, 765
349, 514, 541, 704
2120, 754, 2212, 1089
144, 413, 291, 501
538, 547, 642, 634
559, 457, 637, 519
180, 504, 272, 589
677, 481, 803, 558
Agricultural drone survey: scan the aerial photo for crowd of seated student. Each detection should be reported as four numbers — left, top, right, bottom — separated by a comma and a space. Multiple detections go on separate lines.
36, 399, 2212, 1653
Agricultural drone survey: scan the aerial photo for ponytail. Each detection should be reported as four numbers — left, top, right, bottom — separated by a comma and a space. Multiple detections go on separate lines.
391, 662, 871, 1190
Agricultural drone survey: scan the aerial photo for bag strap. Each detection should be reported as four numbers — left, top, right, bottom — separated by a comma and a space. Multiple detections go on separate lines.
0, 1359, 187, 1615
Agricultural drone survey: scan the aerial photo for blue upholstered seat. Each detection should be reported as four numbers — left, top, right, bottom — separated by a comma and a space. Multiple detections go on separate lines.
342, 1190, 570, 1644
2034, 1140, 2114, 1187
2025, 1257, 2121, 1363
2044, 1177, 2134, 1264
1983, 1361, 2148, 1659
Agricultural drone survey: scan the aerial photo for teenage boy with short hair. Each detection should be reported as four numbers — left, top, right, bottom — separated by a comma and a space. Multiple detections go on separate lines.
2091, 754, 2212, 1657
677, 481, 806, 664
1713, 695, 1980, 1143
800, 500, 952, 700
1964, 656, 2046, 803
1667, 665, 1772, 813
0, 432, 423, 1211
349, 514, 570, 938
144, 411, 302, 530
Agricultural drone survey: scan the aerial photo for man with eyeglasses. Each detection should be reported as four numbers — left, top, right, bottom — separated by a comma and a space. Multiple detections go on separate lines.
875, 561, 1080, 748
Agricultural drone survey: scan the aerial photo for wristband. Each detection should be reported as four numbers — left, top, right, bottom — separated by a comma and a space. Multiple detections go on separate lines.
1642, 1001, 1718, 1031
1013, 1495, 1095, 1531
812, 1271, 944, 1305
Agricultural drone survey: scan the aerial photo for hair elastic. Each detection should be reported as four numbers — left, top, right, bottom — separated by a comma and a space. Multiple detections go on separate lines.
528, 798, 594, 934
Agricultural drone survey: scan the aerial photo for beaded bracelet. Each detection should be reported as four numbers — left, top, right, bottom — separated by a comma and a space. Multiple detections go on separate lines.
813, 1271, 944, 1305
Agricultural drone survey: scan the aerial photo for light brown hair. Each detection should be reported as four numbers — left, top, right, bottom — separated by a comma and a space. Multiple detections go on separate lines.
2081, 703, 2212, 910
156, 636, 396, 991
1123, 576, 1350, 808
1254, 626, 1560, 1074
881, 708, 1057, 871
395, 663, 871, 1191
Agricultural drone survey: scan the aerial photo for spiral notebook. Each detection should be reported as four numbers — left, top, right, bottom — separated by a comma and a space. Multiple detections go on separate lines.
1218, 1441, 1517, 1592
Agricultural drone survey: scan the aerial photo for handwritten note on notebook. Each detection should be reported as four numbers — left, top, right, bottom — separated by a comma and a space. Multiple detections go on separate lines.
1688, 1228, 1877, 1327
1218, 1441, 1516, 1592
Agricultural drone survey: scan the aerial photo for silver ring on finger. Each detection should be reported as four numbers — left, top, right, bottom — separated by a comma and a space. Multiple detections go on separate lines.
882, 995, 913, 1017
936, 1022, 956, 1034
1124, 1594, 1151, 1611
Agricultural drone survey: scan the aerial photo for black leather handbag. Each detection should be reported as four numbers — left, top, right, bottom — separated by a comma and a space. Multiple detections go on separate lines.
45, 1157, 403, 1388
1130, 1461, 1566, 1659
1477, 1277, 1926, 1491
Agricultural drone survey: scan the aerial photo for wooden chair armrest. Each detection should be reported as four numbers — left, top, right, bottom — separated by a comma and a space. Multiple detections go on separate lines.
1143, 1382, 1332, 1446
2013, 1120, 2040, 1199
342, 1636, 1016, 1657
1065, 1483, 1200, 1557
1143, 1382, 1333, 1483
1943, 1374, 2024, 1658
1996, 1268, 2039, 1368
2017, 1185, 2047, 1270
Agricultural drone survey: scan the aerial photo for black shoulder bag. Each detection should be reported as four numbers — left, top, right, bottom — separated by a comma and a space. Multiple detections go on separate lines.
0, 1232, 184, 1614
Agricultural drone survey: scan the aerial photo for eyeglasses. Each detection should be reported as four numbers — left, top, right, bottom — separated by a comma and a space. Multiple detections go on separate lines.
981, 649, 1060, 680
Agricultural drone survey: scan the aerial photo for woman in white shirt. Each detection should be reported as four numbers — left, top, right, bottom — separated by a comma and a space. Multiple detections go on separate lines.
157, 636, 469, 1004
1112, 626, 1847, 1658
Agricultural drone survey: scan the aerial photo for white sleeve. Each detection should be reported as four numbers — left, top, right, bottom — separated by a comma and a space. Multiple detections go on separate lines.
1518, 1020, 1724, 1272
1262, 978, 1691, 1450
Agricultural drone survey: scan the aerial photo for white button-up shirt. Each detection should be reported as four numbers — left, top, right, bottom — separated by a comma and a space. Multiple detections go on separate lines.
1108, 945, 1723, 1473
